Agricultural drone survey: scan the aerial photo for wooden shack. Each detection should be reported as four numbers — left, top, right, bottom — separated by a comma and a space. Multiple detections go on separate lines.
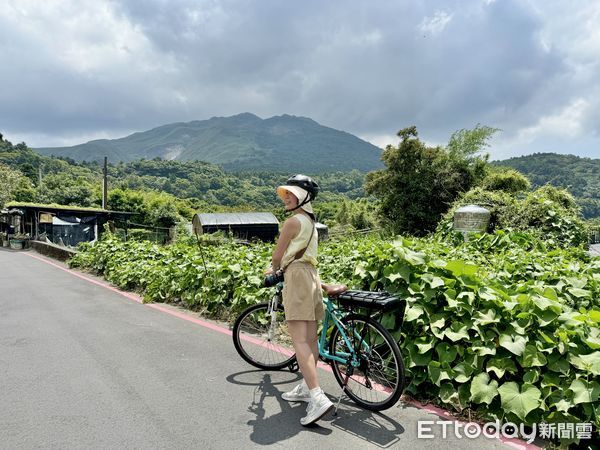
192, 212, 280, 242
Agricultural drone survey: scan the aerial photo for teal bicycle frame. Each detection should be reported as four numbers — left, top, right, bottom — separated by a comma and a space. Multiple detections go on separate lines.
318, 297, 365, 366
269, 283, 368, 369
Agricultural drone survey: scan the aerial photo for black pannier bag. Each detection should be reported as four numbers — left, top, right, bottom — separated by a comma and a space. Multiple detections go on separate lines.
336, 290, 407, 332
336, 290, 404, 311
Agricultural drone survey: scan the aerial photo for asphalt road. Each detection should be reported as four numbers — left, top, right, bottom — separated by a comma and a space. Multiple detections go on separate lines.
0, 248, 516, 449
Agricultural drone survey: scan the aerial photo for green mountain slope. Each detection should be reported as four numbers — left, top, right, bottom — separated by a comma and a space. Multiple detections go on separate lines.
34, 113, 383, 173
492, 152, 600, 218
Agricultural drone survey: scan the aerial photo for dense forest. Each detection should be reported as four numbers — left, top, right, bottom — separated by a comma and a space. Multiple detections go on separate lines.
492, 153, 600, 218
0, 138, 374, 228
1, 135, 598, 235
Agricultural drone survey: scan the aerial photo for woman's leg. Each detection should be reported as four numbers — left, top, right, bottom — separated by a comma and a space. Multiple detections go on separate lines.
287, 320, 320, 390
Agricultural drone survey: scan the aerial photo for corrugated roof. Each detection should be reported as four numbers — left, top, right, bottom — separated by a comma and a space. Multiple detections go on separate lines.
6, 203, 135, 216
194, 212, 279, 226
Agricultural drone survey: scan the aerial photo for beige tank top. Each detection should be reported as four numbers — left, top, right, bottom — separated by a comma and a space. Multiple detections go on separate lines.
281, 214, 318, 268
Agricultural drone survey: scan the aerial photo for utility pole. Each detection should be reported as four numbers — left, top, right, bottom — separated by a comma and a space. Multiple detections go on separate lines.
102, 157, 108, 209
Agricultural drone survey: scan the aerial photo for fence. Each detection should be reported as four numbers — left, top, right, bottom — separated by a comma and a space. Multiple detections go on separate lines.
113, 221, 173, 245
589, 226, 600, 245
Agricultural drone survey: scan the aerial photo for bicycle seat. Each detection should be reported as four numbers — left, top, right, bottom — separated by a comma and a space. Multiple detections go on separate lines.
321, 283, 348, 297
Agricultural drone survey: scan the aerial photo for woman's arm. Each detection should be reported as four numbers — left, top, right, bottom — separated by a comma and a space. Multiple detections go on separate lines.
271, 216, 301, 271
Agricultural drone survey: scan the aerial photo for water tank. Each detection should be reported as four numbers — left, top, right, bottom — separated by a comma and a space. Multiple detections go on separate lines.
453, 205, 491, 235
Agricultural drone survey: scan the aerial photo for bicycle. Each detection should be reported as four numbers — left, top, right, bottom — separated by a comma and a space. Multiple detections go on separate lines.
232, 282, 406, 411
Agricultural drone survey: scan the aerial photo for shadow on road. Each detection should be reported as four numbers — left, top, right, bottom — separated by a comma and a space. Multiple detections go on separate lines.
226, 370, 405, 447
326, 401, 405, 448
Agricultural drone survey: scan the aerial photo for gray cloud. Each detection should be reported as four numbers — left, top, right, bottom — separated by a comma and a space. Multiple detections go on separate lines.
1, 0, 598, 159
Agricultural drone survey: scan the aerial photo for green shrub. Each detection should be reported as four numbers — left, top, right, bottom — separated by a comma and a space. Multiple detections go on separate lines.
69, 231, 600, 445
481, 168, 531, 194
439, 185, 587, 247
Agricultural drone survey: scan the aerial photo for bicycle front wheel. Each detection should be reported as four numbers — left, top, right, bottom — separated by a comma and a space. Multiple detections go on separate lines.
232, 302, 296, 370
329, 314, 405, 411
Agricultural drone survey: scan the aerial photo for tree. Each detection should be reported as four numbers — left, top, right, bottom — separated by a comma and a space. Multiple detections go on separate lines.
36, 173, 96, 207
0, 163, 25, 207
482, 168, 531, 194
365, 125, 496, 235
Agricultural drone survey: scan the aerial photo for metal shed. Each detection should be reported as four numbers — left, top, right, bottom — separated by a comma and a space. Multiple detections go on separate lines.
2, 203, 134, 247
315, 222, 329, 241
192, 212, 280, 242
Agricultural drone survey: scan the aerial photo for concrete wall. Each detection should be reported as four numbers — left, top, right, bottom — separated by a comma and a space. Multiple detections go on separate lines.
30, 240, 78, 261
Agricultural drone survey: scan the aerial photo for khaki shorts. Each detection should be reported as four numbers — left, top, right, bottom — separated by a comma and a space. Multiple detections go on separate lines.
282, 261, 324, 321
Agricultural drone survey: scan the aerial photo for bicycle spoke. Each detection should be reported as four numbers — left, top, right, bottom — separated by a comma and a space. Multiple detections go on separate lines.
329, 314, 405, 410
233, 303, 296, 370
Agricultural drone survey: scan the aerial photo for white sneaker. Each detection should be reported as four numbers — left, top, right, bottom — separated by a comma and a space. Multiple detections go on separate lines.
282, 383, 311, 402
300, 390, 334, 426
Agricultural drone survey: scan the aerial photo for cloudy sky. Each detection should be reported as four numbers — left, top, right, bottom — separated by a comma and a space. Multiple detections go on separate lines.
1, 0, 599, 160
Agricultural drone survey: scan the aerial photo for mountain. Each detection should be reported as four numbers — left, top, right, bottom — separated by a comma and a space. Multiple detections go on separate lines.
492, 153, 599, 198
34, 113, 383, 173
492, 152, 600, 218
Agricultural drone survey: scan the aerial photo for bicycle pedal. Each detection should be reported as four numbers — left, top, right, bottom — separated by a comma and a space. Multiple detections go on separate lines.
288, 360, 299, 372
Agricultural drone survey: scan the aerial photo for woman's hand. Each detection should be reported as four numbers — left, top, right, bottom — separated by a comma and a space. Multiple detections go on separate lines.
264, 266, 274, 275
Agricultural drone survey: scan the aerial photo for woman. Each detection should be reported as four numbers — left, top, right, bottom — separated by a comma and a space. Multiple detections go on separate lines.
265, 174, 334, 426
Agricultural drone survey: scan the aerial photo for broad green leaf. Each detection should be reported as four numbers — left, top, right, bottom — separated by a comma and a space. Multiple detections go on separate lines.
406, 343, 432, 367
452, 362, 474, 383
430, 276, 445, 289
354, 264, 367, 278
428, 314, 446, 329
427, 360, 453, 386
558, 311, 585, 327
520, 344, 548, 367
477, 287, 498, 301
396, 264, 412, 283
486, 355, 517, 378
439, 383, 460, 408
584, 335, 600, 350
498, 382, 541, 421
445, 260, 478, 277
386, 272, 403, 282
429, 259, 447, 268
540, 372, 562, 389
473, 309, 499, 326
436, 342, 458, 364
444, 289, 457, 300
499, 333, 528, 356
470, 373, 499, 405
404, 304, 424, 322
457, 291, 476, 304
568, 379, 600, 405
569, 351, 600, 375
403, 248, 426, 266
532, 295, 562, 314
568, 287, 591, 298
415, 337, 435, 354
445, 322, 470, 342
523, 369, 540, 384
547, 352, 570, 374
542, 287, 559, 301
538, 330, 555, 345
471, 341, 497, 357
554, 398, 573, 412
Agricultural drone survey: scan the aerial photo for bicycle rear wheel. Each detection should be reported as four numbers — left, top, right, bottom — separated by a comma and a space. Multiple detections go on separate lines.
329, 314, 405, 411
232, 302, 296, 370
